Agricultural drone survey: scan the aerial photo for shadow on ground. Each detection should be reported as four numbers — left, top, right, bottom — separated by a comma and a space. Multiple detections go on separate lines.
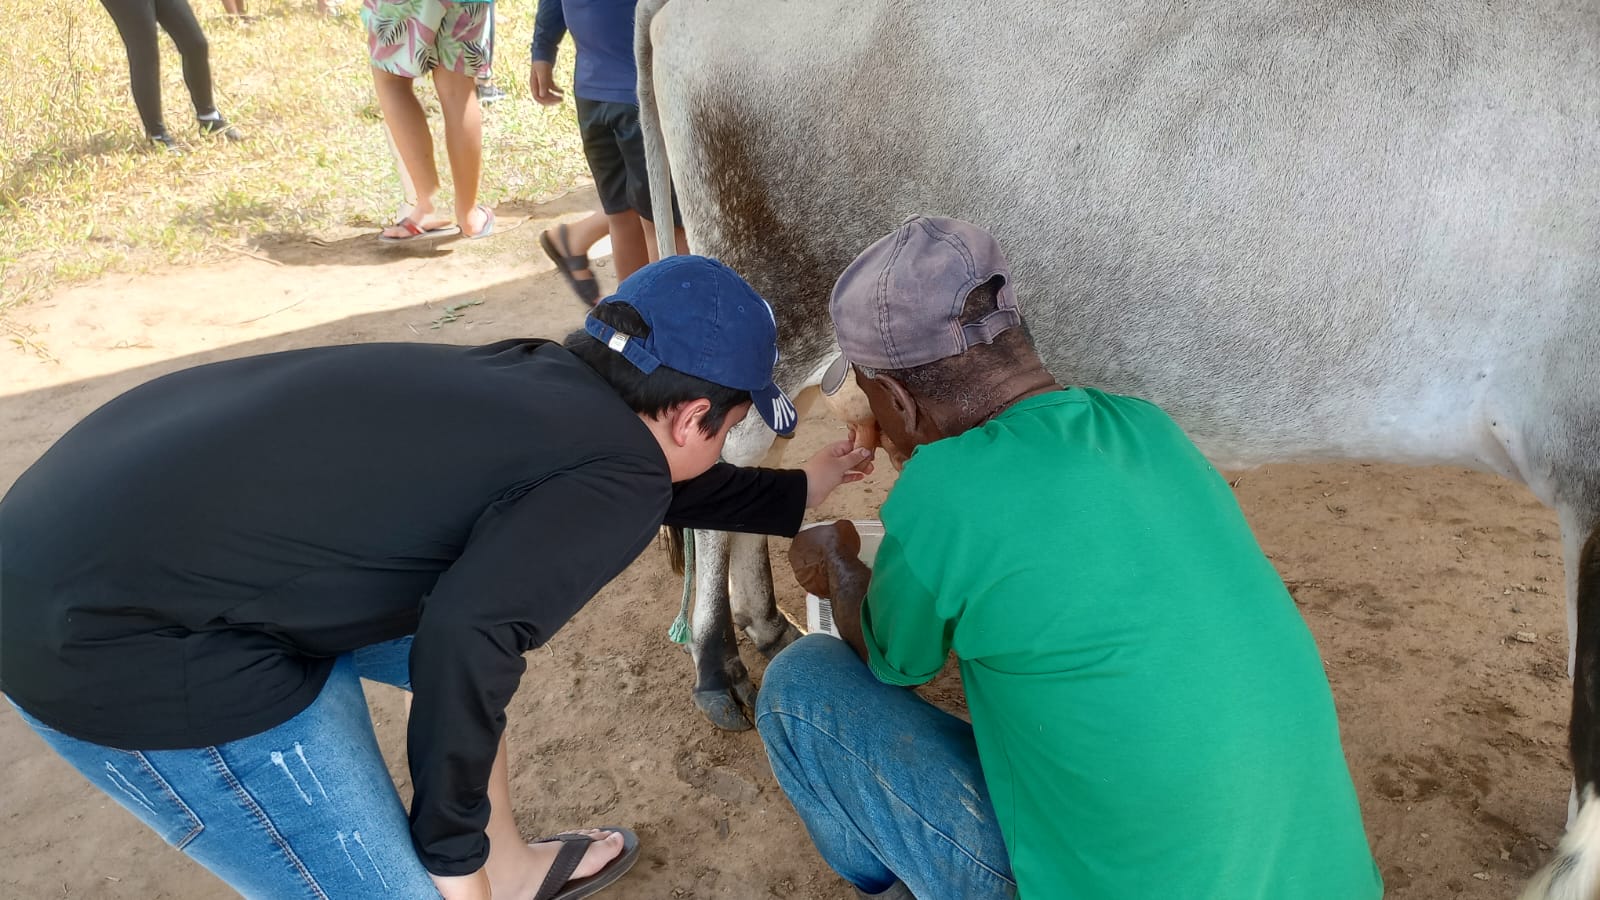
252, 191, 600, 267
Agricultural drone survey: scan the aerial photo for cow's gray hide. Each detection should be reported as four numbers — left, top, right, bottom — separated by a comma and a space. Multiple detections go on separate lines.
637, 3, 1600, 897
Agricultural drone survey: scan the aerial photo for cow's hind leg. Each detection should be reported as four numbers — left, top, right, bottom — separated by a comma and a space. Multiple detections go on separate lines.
724, 427, 811, 659
684, 416, 786, 731
1523, 511, 1600, 900
688, 526, 758, 731
729, 529, 801, 657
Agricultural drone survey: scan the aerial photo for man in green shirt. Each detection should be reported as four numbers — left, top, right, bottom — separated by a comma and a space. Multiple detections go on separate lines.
756, 216, 1383, 899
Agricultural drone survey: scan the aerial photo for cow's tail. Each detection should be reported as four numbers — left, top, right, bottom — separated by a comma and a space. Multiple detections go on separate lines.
635, 0, 694, 634
1525, 521, 1600, 900
635, 0, 679, 260
1521, 784, 1600, 900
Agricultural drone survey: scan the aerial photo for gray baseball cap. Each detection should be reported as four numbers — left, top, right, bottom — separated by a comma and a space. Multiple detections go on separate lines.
829, 216, 1022, 370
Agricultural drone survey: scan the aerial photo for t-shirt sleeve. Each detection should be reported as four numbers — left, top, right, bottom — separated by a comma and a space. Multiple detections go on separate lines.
530, 0, 566, 64
664, 463, 807, 536
404, 457, 667, 876
860, 529, 954, 687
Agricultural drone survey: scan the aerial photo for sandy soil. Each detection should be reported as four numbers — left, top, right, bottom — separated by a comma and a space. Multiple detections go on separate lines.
0, 189, 1574, 899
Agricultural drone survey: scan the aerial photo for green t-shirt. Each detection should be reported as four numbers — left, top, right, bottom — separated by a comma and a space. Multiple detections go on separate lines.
861, 389, 1382, 900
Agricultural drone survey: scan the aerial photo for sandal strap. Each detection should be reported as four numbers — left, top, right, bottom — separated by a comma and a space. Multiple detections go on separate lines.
532, 833, 592, 900
555, 223, 591, 272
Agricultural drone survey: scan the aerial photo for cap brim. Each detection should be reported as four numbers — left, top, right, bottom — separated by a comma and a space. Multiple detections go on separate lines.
751, 382, 799, 437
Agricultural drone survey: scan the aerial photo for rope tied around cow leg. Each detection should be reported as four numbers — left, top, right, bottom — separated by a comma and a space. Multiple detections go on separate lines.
668, 527, 695, 644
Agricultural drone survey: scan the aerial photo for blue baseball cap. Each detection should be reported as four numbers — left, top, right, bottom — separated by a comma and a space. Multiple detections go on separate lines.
584, 255, 799, 436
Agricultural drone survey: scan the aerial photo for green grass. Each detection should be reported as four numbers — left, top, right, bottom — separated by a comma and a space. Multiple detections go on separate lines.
0, 0, 591, 317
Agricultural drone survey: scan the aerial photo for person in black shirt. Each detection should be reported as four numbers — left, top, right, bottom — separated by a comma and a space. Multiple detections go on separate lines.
0, 255, 873, 900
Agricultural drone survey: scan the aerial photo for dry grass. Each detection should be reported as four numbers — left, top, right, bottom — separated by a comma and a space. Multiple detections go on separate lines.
0, 0, 590, 320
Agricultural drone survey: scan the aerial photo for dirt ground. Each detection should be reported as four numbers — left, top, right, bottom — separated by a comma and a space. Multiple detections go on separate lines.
0, 189, 1575, 899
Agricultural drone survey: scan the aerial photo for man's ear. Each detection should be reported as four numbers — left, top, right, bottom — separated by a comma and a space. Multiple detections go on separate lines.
667, 398, 714, 447
877, 374, 923, 438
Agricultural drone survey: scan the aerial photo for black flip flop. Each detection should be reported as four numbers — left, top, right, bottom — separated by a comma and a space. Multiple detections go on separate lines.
532, 827, 640, 900
540, 223, 602, 306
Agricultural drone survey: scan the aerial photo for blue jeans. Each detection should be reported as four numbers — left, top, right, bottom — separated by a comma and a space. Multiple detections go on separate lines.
8, 638, 438, 899
755, 635, 1016, 899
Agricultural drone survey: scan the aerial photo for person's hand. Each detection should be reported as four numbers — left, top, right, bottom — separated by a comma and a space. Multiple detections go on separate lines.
529, 61, 564, 105
800, 438, 875, 508
431, 869, 492, 900
789, 519, 863, 598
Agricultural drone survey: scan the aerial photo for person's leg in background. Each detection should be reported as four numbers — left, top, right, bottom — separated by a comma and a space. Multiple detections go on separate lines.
7, 655, 439, 897
374, 67, 453, 237
607, 208, 650, 278
575, 99, 650, 279
639, 213, 689, 263
473, 3, 505, 105
616, 101, 687, 261
430, 0, 493, 237
366, 0, 455, 238
756, 635, 1018, 900
432, 67, 490, 237
220, 0, 246, 16
541, 209, 610, 305
384, 120, 420, 223
97, 0, 174, 147
152, 0, 243, 140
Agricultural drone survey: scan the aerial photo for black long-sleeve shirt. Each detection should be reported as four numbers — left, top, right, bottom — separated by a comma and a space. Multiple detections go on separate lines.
0, 338, 806, 876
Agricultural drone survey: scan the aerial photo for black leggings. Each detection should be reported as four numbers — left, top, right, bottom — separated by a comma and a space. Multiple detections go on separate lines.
97, 0, 216, 136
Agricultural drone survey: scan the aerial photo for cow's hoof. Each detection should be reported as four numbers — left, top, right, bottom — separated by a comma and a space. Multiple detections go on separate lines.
753, 620, 801, 659
694, 688, 754, 731
733, 675, 757, 713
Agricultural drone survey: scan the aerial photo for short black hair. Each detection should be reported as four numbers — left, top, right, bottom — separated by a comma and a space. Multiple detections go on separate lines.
564, 301, 751, 436
858, 277, 1036, 415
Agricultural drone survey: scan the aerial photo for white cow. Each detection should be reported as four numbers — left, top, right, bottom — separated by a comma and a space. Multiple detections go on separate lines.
636, 2, 1600, 896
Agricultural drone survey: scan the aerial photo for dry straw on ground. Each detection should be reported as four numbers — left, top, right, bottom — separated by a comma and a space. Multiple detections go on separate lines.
0, 0, 589, 319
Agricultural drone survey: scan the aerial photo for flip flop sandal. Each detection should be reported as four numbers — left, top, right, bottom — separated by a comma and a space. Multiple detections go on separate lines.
466, 204, 497, 240
532, 827, 640, 900
378, 216, 460, 245
540, 222, 602, 306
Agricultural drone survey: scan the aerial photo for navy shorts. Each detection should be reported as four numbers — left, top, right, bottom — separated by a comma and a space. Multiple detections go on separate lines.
576, 97, 683, 225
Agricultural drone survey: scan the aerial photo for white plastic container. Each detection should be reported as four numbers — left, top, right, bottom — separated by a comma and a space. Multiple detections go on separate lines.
799, 519, 884, 638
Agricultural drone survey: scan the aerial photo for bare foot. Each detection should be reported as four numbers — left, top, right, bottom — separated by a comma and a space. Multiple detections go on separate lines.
487, 828, 625, 898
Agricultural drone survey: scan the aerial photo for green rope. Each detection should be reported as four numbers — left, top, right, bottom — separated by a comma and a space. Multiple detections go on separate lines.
668, 528, 695, 643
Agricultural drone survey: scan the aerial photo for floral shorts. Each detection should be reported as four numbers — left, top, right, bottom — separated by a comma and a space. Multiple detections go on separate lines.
362, 0, 494, 79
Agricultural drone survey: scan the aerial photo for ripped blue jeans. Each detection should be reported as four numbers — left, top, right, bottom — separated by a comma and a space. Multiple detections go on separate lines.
8, 638, 435, 899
